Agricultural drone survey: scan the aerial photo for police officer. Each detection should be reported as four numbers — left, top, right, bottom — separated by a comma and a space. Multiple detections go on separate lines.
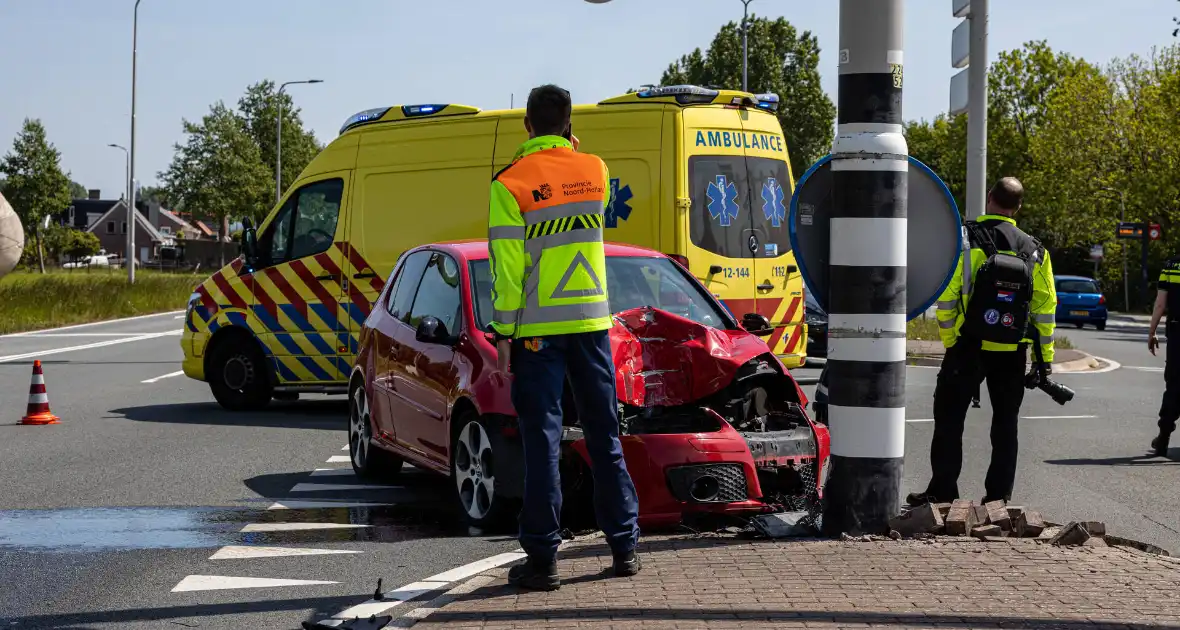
908, 177, 1057, 505
488, 84, 640, 591
1147, 257, 1180, 456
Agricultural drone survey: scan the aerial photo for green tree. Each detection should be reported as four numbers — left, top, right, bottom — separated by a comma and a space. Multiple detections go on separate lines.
137, 184, 170, 207
237, 80, 323, 202
658, 16, 836, 176
64, 230, 101, 261
159, 102, 271, 255
0, 119, 72, 273
68, 180, 87, 199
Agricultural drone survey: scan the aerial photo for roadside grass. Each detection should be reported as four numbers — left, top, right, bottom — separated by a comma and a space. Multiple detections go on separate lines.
906, 316, 1074, 349
0, 270, 201, 334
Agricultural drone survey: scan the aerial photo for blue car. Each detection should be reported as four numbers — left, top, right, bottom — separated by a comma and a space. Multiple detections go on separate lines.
1055, 275, 1107, 330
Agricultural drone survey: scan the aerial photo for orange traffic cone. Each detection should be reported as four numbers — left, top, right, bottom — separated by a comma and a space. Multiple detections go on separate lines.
19, 360, 60, 425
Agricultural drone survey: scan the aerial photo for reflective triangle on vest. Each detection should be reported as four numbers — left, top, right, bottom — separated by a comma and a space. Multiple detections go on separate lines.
551, 251, 604, 299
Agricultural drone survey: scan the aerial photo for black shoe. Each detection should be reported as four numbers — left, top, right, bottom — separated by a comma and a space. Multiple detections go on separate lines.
507, 556, 560, 591
612, 550, 641, 577
1151, 433, 1171, 457
905, 492, 941, 507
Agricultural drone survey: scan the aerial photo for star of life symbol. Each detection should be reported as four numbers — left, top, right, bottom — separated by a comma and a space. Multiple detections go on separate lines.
707, 174, 740, 227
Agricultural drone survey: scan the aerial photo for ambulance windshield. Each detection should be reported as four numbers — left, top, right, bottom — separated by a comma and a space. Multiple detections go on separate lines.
688, 155, 792, 260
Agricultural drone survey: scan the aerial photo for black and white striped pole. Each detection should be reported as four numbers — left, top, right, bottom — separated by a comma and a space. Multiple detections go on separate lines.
821, 0, 908, 536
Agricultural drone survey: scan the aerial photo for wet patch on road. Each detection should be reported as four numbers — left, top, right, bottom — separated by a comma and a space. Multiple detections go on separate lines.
0, 502, 475, 553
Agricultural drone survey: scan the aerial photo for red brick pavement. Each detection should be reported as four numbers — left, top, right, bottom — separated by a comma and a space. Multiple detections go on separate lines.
412, 533, 1180, 629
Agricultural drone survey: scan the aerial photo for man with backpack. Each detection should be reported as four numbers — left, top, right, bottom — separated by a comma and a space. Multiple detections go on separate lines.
908, 177, 1057, 505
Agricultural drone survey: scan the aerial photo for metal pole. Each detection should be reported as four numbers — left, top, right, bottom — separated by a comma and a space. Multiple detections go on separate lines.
128, 0, 142, 283
276, 84, 285, 204
108, 145, 129, 213
275, 79, 322, 204
822, 0, 908, 536
965, 0, 988, 219
1100, 186, 1129, 312
1121, 197, 1129, 312
741, 0, 752, 92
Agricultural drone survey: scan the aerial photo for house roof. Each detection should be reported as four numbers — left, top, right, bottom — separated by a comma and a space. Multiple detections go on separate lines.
159, 209, 198, 233
194, 221, 216, 238
87, 201, 165, 242
63, 199, 123, 229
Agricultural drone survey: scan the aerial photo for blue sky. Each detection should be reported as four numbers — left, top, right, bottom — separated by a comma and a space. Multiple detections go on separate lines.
0, 1, 1172, 200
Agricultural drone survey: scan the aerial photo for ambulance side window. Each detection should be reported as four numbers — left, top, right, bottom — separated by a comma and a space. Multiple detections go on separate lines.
257, 178, 343, 267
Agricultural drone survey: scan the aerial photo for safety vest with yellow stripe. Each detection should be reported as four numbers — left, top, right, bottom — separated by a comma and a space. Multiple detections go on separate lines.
935, 214, 1058, 362
488, 135, 613, 339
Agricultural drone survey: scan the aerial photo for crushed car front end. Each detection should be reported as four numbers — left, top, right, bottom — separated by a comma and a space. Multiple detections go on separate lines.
562, 307, 830, 528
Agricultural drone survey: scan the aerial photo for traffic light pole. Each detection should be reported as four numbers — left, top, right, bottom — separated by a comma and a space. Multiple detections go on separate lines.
822, 0, 908, 536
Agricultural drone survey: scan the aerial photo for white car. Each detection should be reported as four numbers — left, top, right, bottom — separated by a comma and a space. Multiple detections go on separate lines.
62, 255, 110, 269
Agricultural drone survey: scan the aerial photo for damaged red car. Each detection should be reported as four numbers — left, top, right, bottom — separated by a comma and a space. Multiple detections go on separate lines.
348, 241, 829, 529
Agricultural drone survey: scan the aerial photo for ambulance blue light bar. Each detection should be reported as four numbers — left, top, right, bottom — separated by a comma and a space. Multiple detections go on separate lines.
339, 107, 391, 135
753, 93, 781, 112
636, 85, 719, 104
402, 104, 448, 117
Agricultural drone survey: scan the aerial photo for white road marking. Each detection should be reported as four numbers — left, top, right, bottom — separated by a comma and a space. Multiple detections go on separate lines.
310, 468, 356, 477
174, 315, 185, 319
427, 551, 527, 582
239, 522, 370, 532
0, 310, 184, 338
14, 332, 160, 337
0, 330, 181, 363
329, 551, 527, 620
325, 455, 351, 463
267, 500, 391, 510
209, 545, 362, 560
1022, 415, 1097, 420
331, 581, 450, 619
1077, 356, 1123, 374
906, 418, 934, 423
341, 444, 349, 450
171, 575, 337, 592
141, 370, 184, 384
289, 482, 399, 493
1126, 365, 1164, 372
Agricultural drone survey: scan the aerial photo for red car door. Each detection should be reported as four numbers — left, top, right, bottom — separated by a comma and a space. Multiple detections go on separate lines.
395, 252, 463, 467
375, 251, 432, 447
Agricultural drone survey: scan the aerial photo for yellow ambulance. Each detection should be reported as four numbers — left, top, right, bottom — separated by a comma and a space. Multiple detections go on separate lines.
181, 85, 808, 409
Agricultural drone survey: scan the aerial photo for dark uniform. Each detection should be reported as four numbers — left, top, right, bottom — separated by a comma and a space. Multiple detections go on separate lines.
1153, 257, 1180, 453
912, 214, 1057, 505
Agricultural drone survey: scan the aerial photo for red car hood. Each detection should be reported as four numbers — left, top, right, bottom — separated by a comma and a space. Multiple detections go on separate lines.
610, 307, 777, 407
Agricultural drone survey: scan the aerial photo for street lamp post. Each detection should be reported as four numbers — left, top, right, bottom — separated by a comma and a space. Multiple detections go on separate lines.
1100, 186, 1130, 312
108, 143, 130, 213
276, 79, 323, 204
740, 0, 754, 92
128, 0, 143, 283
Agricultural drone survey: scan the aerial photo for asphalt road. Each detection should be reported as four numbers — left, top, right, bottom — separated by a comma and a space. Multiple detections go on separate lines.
0, 312, 1175, 629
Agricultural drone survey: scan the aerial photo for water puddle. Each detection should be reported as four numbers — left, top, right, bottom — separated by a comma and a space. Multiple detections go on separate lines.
0, 503, 474, 553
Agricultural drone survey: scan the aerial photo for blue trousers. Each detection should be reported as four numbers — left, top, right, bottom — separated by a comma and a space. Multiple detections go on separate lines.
510, 330, 640, 562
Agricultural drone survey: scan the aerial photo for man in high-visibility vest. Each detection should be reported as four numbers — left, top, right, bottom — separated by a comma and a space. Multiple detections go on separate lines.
488, 84, 640, 591
908, 177, 1057, 506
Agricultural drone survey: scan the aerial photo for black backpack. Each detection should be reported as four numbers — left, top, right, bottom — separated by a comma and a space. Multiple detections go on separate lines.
959, 220, 1042, 345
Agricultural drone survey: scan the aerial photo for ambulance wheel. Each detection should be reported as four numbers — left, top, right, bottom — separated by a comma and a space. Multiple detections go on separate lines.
451, 412, 513, 529
208, 336, 273, 411
348, 381, 403, 480
1096, 321, 1106, 331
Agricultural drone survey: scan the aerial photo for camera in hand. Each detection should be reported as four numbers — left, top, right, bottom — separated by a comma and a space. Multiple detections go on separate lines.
1024, 364, 1075, 405
1024, 333, 1075, 405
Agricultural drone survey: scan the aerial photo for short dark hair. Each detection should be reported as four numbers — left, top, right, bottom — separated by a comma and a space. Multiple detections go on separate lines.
989, 177, 1024, 211
526, 84, 572, 137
